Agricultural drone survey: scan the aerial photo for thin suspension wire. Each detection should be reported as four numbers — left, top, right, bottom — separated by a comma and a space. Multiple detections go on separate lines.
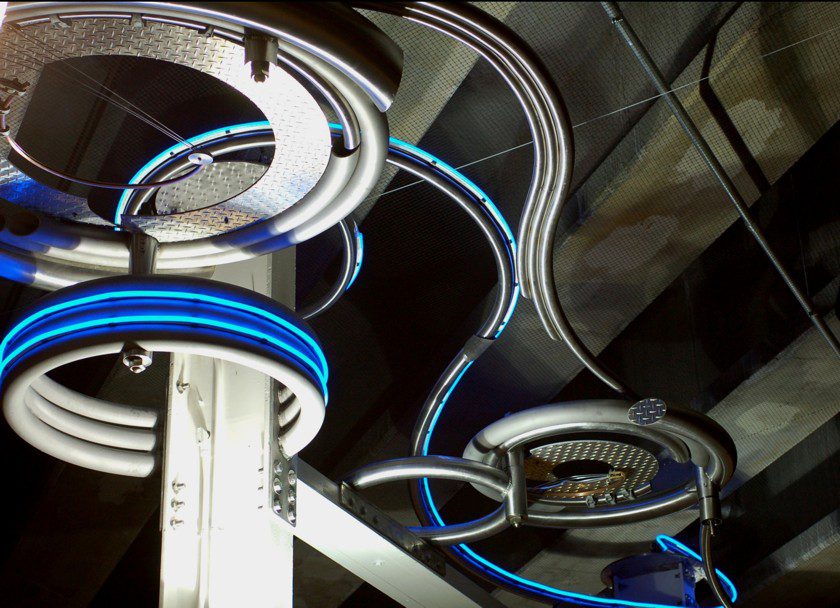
0, 37, 187, 142
7, 24, 192, 148
1, 25, 193, 148
369, 17, 840, 202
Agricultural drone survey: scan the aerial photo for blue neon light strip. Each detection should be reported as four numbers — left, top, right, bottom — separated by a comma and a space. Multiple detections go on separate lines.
0, 289, 328, 402
656, 535, 737, 602
347, 229, 364, 289
114, 121, 273, 228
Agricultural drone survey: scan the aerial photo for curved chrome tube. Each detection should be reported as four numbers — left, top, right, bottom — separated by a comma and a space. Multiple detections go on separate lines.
346, 455, 509, 495
360, 1, 631, 396
299, 218, 358, 320
8, 2, 403, 111
344, 455, 512, 544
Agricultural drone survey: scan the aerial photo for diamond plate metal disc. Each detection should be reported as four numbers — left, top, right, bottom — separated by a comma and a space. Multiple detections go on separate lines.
0, 17, 330, 242
525, 439, 659, 500
155, 161, 269, 214
628, 398, 667, 426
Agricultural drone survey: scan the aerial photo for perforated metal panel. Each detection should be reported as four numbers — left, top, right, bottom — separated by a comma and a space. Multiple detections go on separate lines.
0, 16, 330, 241
526, 439, 659, 499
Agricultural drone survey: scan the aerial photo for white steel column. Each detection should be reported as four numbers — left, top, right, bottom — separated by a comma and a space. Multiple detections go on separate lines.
159, 254, 294, 608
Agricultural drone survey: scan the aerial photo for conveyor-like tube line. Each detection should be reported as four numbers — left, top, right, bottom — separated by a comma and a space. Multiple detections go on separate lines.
0, 276, 329, 476
361, 1, 632, 396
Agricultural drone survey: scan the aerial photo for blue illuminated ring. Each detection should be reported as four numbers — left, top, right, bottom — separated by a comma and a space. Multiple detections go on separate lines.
656, 535, 737, 603
0, 276, 328, 475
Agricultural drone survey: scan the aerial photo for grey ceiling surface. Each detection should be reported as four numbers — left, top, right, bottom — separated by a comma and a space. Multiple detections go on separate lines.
0, 2, 836, 607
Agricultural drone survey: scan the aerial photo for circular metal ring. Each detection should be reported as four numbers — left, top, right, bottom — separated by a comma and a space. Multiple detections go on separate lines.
0, 275, 329, 475
0, 3, 392, 271
344, 455, 513, 544
462, 400, 737, 528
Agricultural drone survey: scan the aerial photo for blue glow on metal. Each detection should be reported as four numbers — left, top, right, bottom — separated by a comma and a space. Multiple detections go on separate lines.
494, 283, 520, 338
114, 121, 273, 227
0, 288, 327, 401
347, 229, 364, 289
387, 138, 517, 248
420, 360, 474, 458
0, 314, 327, 402
330, 123, 519, 336
656, 534, 738, 602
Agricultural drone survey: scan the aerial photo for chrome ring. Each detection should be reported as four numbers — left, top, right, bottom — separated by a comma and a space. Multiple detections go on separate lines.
0, 275, 329, 475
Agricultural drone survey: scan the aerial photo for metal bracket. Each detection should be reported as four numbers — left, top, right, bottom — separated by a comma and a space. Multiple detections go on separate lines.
270, 381, 297, 526
271, 449, 298, 527
339, 483, 446, 576
0, 77, 28, 97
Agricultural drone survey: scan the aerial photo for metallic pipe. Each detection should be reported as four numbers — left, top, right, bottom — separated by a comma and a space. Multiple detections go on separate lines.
8, 2, 404, 111
364, 2, 632, 395
1, 4, 389, 272
299, 218, 357, 320
24, 388, 156, 451
696, 466, 722, 526
388, 155, 513, 338
410, 504, 509, 545
346, 455, 509, 495
504, 448, 527, 526
129, 232, 159, 275
602, 0, 840, 359
32, 376, 157, 427
701, 523, 736, 608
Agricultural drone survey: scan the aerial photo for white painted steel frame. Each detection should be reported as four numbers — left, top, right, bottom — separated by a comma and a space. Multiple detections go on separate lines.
158, 256, 501, 608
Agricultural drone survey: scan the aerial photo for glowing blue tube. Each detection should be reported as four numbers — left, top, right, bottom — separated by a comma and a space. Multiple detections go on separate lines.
656, 535, 737, 602
347, 229, 364, 289
0, 288, 328, 402
114, 121, 273, 228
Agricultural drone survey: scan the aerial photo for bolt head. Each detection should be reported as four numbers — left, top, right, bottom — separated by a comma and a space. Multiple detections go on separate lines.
272, 496, 283, 515
272, 477, 283, 495
122, 347, 151, 373
287, 469, 297, 486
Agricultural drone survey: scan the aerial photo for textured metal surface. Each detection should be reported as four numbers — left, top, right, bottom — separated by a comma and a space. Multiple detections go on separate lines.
155, 161, 268, 214
0, 16, 330, 242
628, 398, 667, 426
526, 439, 658, 500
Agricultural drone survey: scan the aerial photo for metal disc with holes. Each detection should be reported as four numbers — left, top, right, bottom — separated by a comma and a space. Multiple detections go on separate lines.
525, 439, 659, 504
0, 16, 330, 241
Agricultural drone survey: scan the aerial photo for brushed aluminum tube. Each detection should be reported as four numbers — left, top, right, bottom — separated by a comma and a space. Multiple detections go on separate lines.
129, 232, 158, 275
32, 376, 157, 427
5, 398, 156, 476
504, 449, 527, 525
410, 504, 509, 545
345, 455, 510, 496
365, 2, 631, 395
602, 0, 840, 359
274, 52, 360, 151
701, 523, 736, 608
124, 134, 277, 216
1, 4, 389, 272
299, 218, 357, 320
409, 351, 472, 463
25, 388, 157, 451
